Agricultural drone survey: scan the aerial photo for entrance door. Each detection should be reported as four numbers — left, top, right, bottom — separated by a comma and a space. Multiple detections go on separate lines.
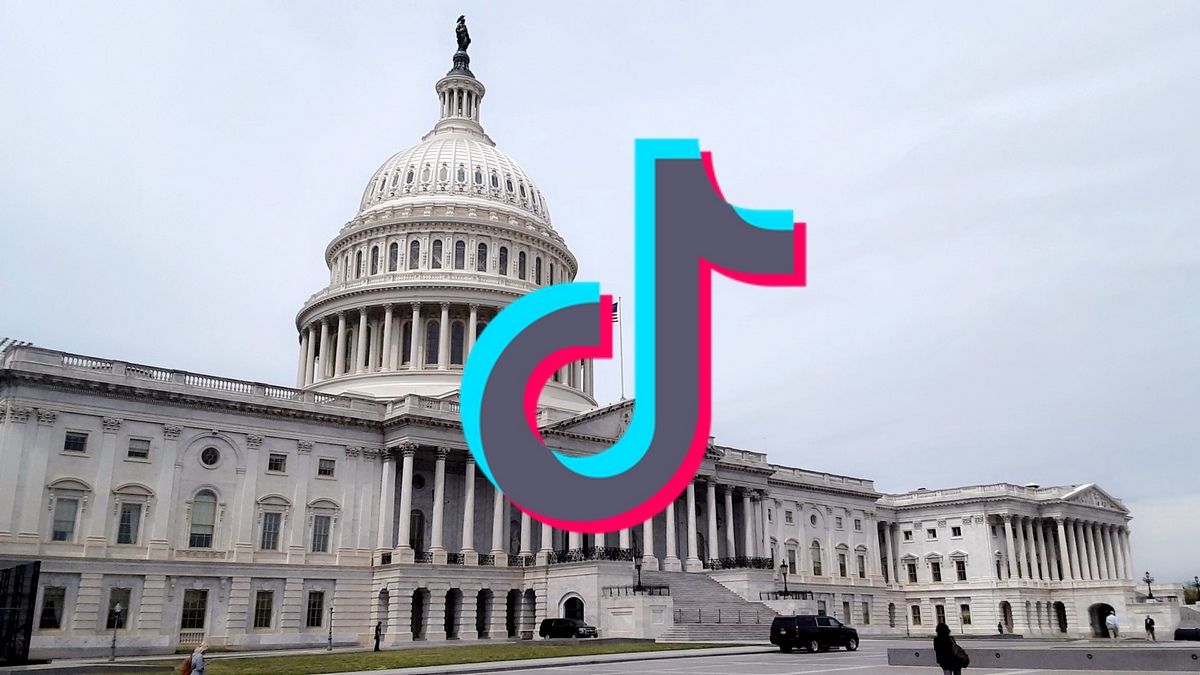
1088, 603, 1115, 637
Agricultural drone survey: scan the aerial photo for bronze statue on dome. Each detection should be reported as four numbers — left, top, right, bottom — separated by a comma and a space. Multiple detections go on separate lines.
456, 15, 471, 53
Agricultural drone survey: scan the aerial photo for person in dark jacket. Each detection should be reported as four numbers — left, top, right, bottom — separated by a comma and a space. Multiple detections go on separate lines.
1145, 616, 1156, 641
934, 623, 966, 675
374, 621, 382, 651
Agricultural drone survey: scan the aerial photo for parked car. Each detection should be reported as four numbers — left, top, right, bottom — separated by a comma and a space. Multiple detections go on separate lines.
770, 614, 859, 653
1175, 627, 1200, 641
539, 618, 598, 639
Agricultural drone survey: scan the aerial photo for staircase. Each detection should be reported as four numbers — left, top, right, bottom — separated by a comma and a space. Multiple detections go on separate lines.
644, 570, 777, 643
1180, 606, 1200, 626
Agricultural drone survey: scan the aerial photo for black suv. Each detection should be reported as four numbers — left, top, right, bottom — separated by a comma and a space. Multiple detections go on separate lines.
539, 618, 598, 639
770, 615, 859, 653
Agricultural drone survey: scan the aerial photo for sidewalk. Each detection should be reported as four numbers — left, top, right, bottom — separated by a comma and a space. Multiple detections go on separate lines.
330, 646, 771, 675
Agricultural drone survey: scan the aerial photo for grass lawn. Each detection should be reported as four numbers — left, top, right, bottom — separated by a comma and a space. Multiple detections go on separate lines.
179, 642, 731, 675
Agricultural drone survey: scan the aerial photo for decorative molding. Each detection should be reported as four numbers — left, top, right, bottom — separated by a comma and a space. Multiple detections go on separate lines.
6, 406, 31, 423
398, 441, 419, 458
101, 417, 123, 433
246, 434, 264, 448
36, 409, 59, 426
163, 424, 183, 440
298, 440, 314, 453
435, 446, 450, 460
937, 519, 947, 528
363, 447, 382, 460
345, 446, 362, 458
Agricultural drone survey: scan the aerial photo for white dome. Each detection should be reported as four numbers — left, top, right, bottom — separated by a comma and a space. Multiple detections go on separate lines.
358, 135, 552, 226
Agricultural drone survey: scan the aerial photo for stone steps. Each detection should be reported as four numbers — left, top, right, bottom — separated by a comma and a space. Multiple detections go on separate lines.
644, 570, 778, 643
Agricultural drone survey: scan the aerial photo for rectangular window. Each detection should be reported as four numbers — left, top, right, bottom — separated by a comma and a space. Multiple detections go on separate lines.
254, 591, 273, 628
311, 515, 331, 553
787, 548, 797, 575
817, 600, 826, 616
956, 560, 967, 581
812, 551, 823, 576
835, 516, 843, 529
960, 604, 972, 625
52, 498, 78, 542
106, 588, 131, 630
903, 530, 913, 541
838, 553, 847, 578
854, 518, 862, 531
951, 525, 962, 538
268, 454, 287, 472
317, 458, 336, 477
63, 432, 88, 453
842, 601, 851, 624
862, 601, 871, 625
127, 438, 150, 459
306, 591, 325, 628
911, 605, 922, 625
857, 554, 866, 578
261, 512, 282, 550
991, 525, 998, 537
926, 528, 938, 540
39, 587, 66, 629
907, 562, 918, 583
117, 503, 141, 545
784, 510, 793, 524
767, 508, 773, 523
935, 604, 946, 625
180, 589, 207, 630
931, 561, 942, 582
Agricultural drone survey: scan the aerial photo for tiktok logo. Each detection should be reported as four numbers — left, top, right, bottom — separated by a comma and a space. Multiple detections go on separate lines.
461, 139, 806, 533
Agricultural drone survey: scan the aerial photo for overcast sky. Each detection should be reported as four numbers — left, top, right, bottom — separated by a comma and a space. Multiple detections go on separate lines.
1, 2, 1197, 582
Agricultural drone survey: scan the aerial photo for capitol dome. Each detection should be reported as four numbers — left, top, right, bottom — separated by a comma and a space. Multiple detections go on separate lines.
292, 44, 594, 418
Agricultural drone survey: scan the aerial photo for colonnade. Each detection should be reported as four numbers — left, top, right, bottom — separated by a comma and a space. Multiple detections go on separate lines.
1001, 515, 1132, 582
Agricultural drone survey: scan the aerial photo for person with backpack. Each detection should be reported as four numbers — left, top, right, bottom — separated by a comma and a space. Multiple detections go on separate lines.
1145, 616, 1156, 641
934, 622, 969, 674
182, 643, 207, 675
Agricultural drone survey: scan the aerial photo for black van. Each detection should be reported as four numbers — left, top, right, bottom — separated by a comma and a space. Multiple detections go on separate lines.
770, 614, 859, 653
539, 618, 598, 639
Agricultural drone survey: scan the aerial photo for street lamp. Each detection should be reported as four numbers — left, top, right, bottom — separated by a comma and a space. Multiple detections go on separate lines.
109, 602, 122, 662
1143, 571, 1155, 599
779, 562, 790, 598
327, 604, 333, 652
632, 541, 644, 592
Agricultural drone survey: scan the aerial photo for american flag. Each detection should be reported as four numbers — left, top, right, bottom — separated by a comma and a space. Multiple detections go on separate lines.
612, 300, 620, 321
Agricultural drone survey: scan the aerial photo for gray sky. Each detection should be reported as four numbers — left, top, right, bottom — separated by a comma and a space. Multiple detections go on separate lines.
2, 2, 1197, 582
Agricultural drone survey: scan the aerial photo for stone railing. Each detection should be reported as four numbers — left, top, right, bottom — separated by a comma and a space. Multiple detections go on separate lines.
478, 554, 496, 567
602, 585, 670, 597
386, 394, 461, 418
507, 554, 535, 567
447, 553, 465, 565
883, 483, 1064, 506
760, 590, 814, 601
674, 608, 772, 624
771, 466, 877, 493
413, 551, 434, 564
379, 552, 393, 565
304, 270, 540, 306
704, 556, 774, 571
547, 547, 634, 565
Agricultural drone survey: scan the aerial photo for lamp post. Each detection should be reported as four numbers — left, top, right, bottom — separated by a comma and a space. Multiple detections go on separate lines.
327, 604, 333, 651
632, 541, 644, 592
108, 602, 122, 662
779, 562, 790, 598
1143, 571, 1155, 599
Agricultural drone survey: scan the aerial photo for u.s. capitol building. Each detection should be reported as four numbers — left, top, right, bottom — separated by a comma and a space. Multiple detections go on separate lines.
0, 33, 1171, 658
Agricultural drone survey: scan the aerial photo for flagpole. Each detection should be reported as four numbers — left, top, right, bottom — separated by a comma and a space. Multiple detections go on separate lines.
617, 296, 626, 400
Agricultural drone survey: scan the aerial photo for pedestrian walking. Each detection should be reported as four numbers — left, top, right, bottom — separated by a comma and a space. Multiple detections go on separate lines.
189, 643, 208, 675
997, 621, 1004, 635
1106, 611, 1119, 638
934, 622, 969, 674
1145, 616, 1155, 641
374, 621, 382, 651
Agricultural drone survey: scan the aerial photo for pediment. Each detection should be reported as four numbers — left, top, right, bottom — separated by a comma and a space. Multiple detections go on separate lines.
1063, 484, 1125, 512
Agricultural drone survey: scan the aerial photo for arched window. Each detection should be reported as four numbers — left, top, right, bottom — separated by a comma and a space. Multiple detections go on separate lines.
344, 330, 354, 373
390, 172, 399, 187
535, 257, 542, 285
453, 240, 465, 270
474, 167, 483, 185
476, 322, 486, 338
189, 490, 217, 548
401, 321, 412, 364
421, 166, 431, 183
405, 168, 414, 185
425, 321, 440, 365
431, 240, 443, 269
354, 251, 362, 279
388, 242, 399, 272
438, 165, 448, 182
450, 322, 465, 365
498, 247, 508, 276
549, 262, 555, 285
518, 252, 527, 280
563, 597, 584, 622
343, 255, 349, 282
409, 510, 425, 552
518, 183, 526, 199
490, 172, 499, 189
505, 177, 514, 193
370, 246, 379, 275
811, 542, 823, 576
476, 243, 488, 272
456, 166, 466, 183
408, 240, 420, 270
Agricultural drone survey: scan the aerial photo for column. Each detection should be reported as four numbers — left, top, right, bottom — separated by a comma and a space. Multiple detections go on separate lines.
519, 512, 532, 556
1092, 523, 1106, 580
1101, 524, 1116, 580
395, 446, 415, 562
742, 491, 754, 558
490, 484, 506, 564
619, 529, 630, 549
367, 318, 379, 371
1055, 518, 1071, 581
538, 521, 552, 564
377, 453, 397, 551
429, 448, 448, 563
585, 360, 594, 397
664, 499, 680, 571
883, 523, 896, 584
1063, 518, 1078, 580
1112, 525, 1124, 579
1015, 517, 1029, 579
381, 304, 394, 371
1083, 522, 1098, 580
438, 302, 450, 370
705, 480, 719, 562
723, 487, 736, 558
334, 312, 347, 376
408, 303, 421, 370
467, 304, 479, 359
1003, 515, 1017, 580
83, 417, 121, 553
1121, 527, 1134, 579
1034, 519, 1048, 580
685, 481, 701, 571
568, 531, 581, 549
296, 330, 308, 387
303, 325, 317, 385
1074, 520, 1091, 580
460, 459, 477, 565
356, 309, 369, 373
1043, 520, 1059, 581
317, 318, 331, 380
758, 493, 770, 559
642, 516, 657, 569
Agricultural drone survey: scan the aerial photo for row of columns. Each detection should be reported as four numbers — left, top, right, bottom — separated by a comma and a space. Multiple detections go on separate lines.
1002, 515, 1131, 582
